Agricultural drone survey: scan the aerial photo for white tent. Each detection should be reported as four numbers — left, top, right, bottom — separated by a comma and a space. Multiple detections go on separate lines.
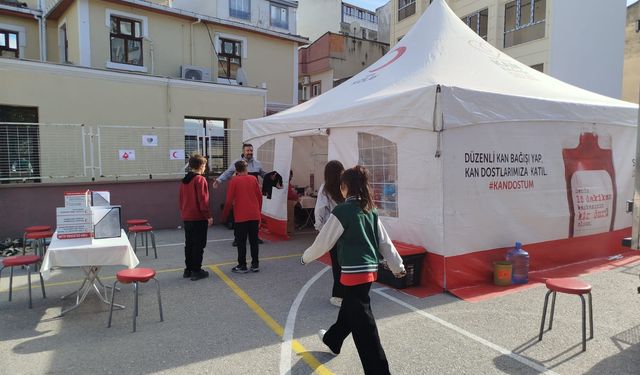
244, 0, 638, 291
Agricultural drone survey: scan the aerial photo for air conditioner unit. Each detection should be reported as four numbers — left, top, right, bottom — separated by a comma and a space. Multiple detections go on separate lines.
301, 76, 310, 85
181, 65, 211, 82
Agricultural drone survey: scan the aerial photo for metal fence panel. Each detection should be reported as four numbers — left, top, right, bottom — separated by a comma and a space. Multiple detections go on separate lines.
0, 122, 87, 183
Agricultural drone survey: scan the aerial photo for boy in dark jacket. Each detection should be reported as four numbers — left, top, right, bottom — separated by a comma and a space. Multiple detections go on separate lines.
222, 160, 263, 273
179, 154, 213, 281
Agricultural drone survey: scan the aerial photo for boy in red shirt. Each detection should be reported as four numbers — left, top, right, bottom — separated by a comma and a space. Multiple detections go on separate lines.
179, 154, 213, 281
222, 160, 263, 273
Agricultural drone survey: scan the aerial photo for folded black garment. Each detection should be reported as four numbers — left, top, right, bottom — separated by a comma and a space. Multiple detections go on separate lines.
262, 171, 283, 199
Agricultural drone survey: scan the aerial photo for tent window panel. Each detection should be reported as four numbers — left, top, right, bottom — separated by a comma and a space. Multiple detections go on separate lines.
256, 139, 275, 173
357, 132, 398, 218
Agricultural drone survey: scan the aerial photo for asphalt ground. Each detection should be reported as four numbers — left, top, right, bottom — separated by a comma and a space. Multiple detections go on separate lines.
1, 226, 640, 375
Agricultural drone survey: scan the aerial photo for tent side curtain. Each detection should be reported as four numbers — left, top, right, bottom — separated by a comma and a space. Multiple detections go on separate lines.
441, 87, 639, 129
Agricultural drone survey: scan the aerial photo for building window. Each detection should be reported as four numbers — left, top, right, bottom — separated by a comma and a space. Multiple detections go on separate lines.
184, 118, 227, 175
0, 105, 40, 184
311, 82, 321, 97
218, 38, 242, 80
0, 29, 19, 58
270, 4, 288, 29
504, 0, 546, 48
301, 85, 309, 101
530, 63, 543, 72
358, 132, 398, 217
110, 16, 143, 66
461, 9, 488, 40
230, 0, 251, 20
398, 0, 416, 22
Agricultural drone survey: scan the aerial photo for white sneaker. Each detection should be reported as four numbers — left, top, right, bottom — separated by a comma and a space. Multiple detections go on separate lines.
329, 297, 342, 307
318, 329, 327, 341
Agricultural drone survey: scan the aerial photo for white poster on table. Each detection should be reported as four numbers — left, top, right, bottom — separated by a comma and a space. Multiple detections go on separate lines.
118, 150, 136, 160
170, 149, 185, 160
142, 135, 158, 146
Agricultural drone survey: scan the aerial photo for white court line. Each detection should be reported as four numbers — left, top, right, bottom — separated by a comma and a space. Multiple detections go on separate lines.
280, 266, 331, 375
373, 288, 560, 375
156, 238, 234, 247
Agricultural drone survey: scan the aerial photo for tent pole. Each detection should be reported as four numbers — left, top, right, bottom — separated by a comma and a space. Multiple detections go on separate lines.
632, 87, 640, 250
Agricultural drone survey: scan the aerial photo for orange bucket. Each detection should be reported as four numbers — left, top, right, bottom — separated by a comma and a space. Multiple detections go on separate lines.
493, 261, 512, 286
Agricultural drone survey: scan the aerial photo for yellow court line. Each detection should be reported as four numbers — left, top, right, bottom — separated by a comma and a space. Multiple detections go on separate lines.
1, 253, 303, 293
209, 265, 333, 375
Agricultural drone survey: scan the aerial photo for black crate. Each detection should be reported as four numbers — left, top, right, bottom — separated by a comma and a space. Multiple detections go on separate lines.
377, 253, 425, 289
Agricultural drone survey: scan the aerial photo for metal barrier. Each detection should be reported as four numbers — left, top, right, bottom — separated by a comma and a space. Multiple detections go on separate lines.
0, 122, 242, 183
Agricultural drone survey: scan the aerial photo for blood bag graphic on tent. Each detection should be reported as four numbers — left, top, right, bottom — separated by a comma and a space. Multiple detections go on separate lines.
562, 132, 617, 238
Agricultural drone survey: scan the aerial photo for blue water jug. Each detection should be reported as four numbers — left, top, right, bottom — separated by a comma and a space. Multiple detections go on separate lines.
506, 241, 529, 284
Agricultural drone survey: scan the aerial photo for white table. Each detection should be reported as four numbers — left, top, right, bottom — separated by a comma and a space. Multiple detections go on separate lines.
41, 230, 139, 315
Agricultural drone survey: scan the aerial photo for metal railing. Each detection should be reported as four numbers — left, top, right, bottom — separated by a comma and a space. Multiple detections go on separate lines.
0, 122, 242, 183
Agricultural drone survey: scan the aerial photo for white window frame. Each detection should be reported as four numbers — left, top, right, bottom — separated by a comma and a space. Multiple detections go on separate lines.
215, 33, 248, 84
105, 9, 148, 72
0, 23, 26, 58
461, 8, 488, 40
270, 3, 289, 29
504, 0, 545, 34
311, 82, 321, 97
229, 0, 251, 20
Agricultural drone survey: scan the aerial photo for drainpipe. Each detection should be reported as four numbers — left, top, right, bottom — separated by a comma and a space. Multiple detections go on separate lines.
37, 0, 46, 61
190, 18, 202, 65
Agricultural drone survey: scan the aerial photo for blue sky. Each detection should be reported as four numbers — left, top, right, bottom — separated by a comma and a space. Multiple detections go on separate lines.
347, 0, 638, 11
346, 0, 388, 11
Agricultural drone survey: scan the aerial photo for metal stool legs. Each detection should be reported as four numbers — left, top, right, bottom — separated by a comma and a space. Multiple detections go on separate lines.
1, 264, 46, 309
131, 231, 157, 259
108, 277, 163, 332
539, 290, 593, 351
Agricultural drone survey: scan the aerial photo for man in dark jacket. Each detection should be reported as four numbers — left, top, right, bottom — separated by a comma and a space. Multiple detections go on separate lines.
179, 154, 213, 281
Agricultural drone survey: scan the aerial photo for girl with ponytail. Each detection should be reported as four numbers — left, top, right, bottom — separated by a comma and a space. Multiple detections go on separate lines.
302, 165, 406, 374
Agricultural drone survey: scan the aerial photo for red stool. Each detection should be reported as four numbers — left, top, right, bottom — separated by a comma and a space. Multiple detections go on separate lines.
25, 231, 53, 259
128, 225, 157, 258
0, 255, 46, 308
126, 219, 149, 248
108, 268, 163, 332
539, 277, 593, 351
22, 226, 52, 255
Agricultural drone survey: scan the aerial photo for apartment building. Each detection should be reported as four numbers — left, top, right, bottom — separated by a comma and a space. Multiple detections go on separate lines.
298, 32, 388, 102
297, 0, 381, 42
623, 0, 640, 103
390, 0, 627, 99
0, 0, 307, 185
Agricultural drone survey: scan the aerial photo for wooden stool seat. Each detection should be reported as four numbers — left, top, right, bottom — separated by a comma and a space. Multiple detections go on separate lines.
25, 231, 54, 240
546, 278, 592, 295
3, 255, 41, 267
126, 219, 148, 226
24, 226, 52, 233
116, 268, 156, 283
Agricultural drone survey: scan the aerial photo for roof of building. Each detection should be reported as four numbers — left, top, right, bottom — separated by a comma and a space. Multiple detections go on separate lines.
45, 0, 308, 44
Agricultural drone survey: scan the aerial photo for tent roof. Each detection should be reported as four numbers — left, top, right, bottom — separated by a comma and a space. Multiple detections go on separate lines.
245, 0, 637, 140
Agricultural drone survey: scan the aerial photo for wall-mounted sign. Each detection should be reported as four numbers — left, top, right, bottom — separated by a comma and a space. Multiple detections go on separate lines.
118, 150, 136, 160
142, 135, 158, 146
170, 149, 185, 160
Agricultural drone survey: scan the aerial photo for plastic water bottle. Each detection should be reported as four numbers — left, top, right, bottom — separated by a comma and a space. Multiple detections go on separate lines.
506, 241, 529, 284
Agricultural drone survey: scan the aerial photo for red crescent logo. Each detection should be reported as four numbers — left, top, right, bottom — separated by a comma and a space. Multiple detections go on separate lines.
172, 151, 178, 158
369, 46, 406, 73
